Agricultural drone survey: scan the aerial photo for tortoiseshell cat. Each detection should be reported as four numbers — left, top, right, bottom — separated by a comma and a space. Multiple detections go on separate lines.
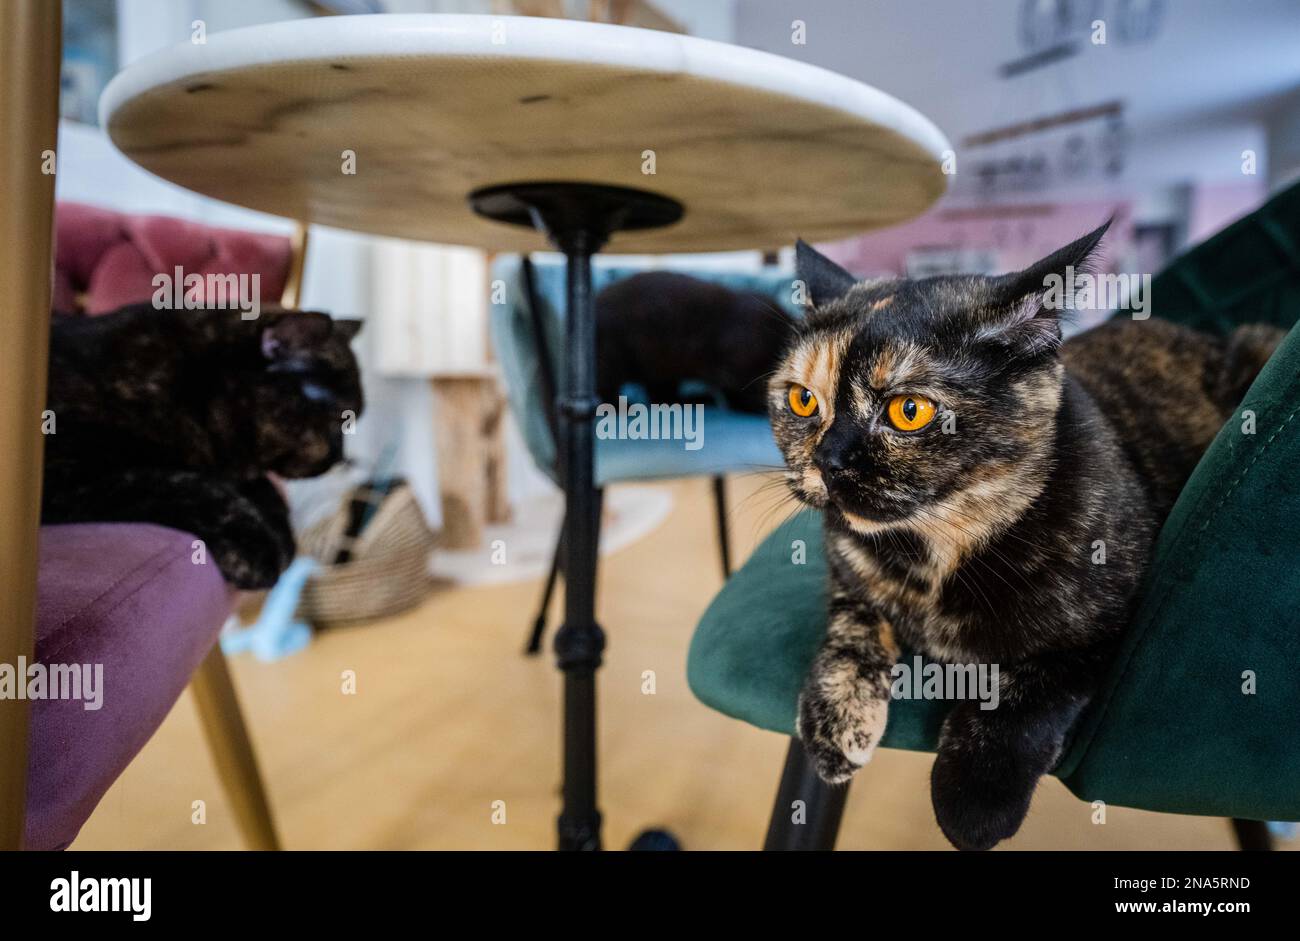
772, 225, 1283, 850
42, 304, 363, 590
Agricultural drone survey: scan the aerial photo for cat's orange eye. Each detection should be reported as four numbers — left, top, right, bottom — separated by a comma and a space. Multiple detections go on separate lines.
788, 384, 819, 418
886, 394, 936, 432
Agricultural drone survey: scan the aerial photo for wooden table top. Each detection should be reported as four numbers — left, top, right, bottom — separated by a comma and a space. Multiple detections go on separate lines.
102, 14, 949, 253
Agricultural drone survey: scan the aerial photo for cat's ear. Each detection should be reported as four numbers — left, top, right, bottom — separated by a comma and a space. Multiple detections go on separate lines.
261, 309, 333, 362
998, 219, 1111, 303
981, 219, 1112, 355
795, 239, 857, 308
332, 318, 363, 343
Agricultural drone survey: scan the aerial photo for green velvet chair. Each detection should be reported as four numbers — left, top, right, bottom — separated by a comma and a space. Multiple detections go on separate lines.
688, 181, 1300, 850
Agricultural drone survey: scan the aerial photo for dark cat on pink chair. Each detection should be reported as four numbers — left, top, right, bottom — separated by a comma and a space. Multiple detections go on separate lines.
41, 303, 363, 590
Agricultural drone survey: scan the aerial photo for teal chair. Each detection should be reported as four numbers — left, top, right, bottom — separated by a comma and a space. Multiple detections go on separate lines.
688, 181, 1300, 849
490, 255, 794, 652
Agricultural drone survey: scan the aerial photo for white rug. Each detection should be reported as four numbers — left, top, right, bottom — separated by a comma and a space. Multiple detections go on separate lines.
429, 485, 673, 587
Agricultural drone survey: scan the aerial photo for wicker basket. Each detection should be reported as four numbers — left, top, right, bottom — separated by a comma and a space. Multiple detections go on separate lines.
297, 481, 438, 627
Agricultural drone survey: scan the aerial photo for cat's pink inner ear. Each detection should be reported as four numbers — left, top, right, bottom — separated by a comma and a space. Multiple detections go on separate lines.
261, 310, 333, 358
260, 329, 281, 360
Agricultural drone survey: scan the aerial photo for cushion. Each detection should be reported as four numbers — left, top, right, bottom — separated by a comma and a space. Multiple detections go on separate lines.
24, 524, 234, 850
53, 202, 291, 315
596, 408, 782, 484
687, 510, 949, 751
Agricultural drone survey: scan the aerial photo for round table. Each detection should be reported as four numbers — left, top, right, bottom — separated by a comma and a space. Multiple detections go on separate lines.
102, 13, 949, 851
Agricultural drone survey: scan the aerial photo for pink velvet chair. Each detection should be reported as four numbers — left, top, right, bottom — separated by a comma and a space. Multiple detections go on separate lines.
22, 202, 297, 849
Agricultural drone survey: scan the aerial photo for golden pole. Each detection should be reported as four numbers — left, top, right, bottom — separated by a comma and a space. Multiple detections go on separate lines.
279, 222, 309, 309
0, 0, 62, 849
188, 649, 282, 850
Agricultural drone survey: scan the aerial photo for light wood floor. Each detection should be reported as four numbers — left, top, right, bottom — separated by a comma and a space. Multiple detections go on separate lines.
73, 475, 1255, 850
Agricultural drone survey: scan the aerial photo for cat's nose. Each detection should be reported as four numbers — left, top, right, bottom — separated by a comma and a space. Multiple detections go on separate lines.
817, 449, 847, 474
813, 426, 856, 475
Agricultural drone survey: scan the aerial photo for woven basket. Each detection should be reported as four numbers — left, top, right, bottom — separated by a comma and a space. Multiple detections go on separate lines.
297, 481, 438, 627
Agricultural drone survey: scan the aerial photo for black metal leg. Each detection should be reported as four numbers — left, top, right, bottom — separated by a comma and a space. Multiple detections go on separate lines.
525, 522, 564, 656
1230, 818, 1274, 851
764, 739, 849, 850
550, 241, 605, 851
470, 182, 684, 852
524, 490, 602, 657
711, 474, 731, 579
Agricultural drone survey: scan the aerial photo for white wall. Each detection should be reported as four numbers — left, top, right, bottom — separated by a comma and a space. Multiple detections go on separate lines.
653, 0, 737, 41
732, 0, 1300, 206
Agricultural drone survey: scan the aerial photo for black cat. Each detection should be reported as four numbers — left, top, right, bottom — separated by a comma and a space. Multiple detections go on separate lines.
596, 271, 794, 413
42, 303, 364, 590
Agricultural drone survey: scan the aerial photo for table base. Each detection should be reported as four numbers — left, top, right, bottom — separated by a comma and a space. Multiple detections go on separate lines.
470, 182, 684, 851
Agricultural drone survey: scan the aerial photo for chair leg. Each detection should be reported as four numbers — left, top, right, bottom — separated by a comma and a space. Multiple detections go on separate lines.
0, 0, 61, 851
526, 488, 604, 655
711, 475, 731, 579
1230, 818, 1274, 851
525, 521, 564, 656
764, 738, 849, 850
593, 487, 605, 595
189, 646, 281, 850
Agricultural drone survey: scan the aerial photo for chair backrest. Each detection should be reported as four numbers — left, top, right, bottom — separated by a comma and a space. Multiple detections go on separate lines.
1134, 179, 1300, 335
53, 201, 291, 316
488, 255, 801, 480
1057, 180, 1300, 820
521, 257, 561, 449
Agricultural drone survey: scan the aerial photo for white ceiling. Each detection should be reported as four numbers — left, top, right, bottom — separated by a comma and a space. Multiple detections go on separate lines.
733, 0, 1300, 192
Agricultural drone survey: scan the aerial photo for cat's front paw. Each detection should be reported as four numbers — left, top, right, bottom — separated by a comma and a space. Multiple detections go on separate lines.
796, 673, 889, 785
929, 740, 1038, 851
212, 544, 291, 590
209, 527, 294, 590
207, 488, 296, 589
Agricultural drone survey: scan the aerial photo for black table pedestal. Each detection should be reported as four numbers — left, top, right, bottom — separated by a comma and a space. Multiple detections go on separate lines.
470, 183, 683, 851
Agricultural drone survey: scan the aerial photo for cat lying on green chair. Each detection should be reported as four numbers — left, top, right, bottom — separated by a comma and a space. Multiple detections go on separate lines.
764, 225, 1282, 850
